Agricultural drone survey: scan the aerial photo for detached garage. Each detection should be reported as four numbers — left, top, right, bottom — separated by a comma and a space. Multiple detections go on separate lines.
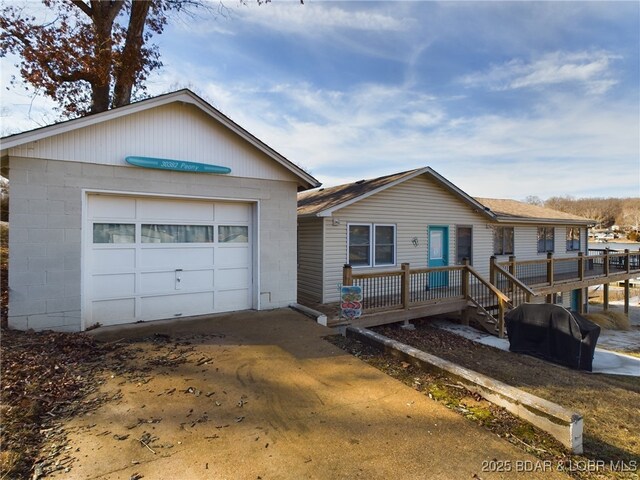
1, 89, 319, 331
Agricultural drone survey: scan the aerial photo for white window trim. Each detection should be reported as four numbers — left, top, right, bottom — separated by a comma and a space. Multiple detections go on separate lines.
347, 223, 397, 268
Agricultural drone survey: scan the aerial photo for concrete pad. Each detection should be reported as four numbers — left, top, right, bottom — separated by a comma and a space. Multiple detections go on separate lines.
432, 320, 640, 377
56, 309, 569, 479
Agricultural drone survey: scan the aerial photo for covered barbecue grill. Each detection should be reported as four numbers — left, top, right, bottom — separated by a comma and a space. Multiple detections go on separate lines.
505, 303, 600, 371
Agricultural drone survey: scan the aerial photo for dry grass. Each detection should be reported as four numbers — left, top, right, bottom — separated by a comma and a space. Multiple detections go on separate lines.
585, 311, 631, 330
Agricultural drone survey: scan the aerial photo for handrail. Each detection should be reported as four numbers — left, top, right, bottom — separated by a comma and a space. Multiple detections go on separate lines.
498, 257, 550, 267
467, 265, 511, 303
351, 265, 465, 278
351, 270, 403, 280
492, 263, 536, 297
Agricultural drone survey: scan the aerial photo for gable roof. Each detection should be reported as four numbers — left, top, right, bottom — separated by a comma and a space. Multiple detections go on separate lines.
0, 89, 320, 190
475, 198, 594, 225
297, 167, 494, 219
297, 167, 594, 226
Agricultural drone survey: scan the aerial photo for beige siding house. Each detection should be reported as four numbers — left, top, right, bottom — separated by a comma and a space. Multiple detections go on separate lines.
297, 168, 592, 306
2, 89, 319, 332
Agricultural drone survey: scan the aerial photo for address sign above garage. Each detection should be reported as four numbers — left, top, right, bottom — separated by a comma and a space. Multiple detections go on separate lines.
126, 156, 232, 174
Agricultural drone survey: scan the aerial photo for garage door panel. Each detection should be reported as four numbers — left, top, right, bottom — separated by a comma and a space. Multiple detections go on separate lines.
92, 249, 136, 273
140, 292, 214, 319
92, 298, 135, 324
215, 268, 250, 289
217, 247, 250, 267
88, 196, 136, 219
179, 270, 215, 290
139, 271, 174, 294
139, 247, 214, 268
140, 270, 214, 294
92, 273, 135, 298
217, 203, 251, 222
216, 289, 251, 311
137, 198, 215, 222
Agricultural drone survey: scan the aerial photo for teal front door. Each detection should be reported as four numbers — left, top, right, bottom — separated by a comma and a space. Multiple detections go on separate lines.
428, 226, 449, 288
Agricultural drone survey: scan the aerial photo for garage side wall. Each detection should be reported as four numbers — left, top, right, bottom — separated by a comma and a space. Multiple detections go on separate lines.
297, 217, 324, 304
8, 157, 298, 331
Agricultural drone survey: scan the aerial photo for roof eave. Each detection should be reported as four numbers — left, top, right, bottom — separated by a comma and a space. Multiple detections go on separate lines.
1, 89, 320, 190
493, 217, 595, 226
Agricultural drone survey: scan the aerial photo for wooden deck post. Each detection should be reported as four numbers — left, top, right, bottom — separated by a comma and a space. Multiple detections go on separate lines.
624, 280, 630, 314
577, 252, 585, 281
577, 288, 585, 315
624, 249, 630, 274
401, 263, 411, 310
603, 250, 609, 311
498, 299, 505, 339
508, 255, 516, 276
624, 249, 630, 314
490, 256, 497, 285
461, 259, 470, 326
461, 259, 470, 299
546, 252, 554, 304
343, 264, 353, 287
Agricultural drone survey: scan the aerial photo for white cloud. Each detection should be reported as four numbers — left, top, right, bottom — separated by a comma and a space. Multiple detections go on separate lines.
236, 3, 407, 35
460, 50, 621, 95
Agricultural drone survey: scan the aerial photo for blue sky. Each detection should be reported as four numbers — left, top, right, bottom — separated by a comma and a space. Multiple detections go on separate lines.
1, 1, 639, 200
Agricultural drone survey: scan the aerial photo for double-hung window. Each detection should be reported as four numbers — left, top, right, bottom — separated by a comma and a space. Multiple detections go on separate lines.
492, 226, 514, 255
566, 227, 581, 251
348, 224, 396, 267
537, 227, 555, 253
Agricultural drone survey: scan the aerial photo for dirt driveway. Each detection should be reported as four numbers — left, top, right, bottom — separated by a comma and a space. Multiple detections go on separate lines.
48, 309, 568, 479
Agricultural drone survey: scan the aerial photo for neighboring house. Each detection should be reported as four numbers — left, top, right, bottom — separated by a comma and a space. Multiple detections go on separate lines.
297, 167, 592, 306
1, 89, 319, 332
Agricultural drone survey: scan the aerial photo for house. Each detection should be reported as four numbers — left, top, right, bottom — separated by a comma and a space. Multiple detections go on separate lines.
297, 167, 593, 310
1, 89, 320, 332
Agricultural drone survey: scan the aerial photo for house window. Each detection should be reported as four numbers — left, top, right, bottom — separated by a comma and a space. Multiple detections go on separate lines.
375, 225, 395, 265
566, 227, 581, 251
348, 224, 396, 267
537, 227, 555, 253
492, 226, 514, 255
456, 226, 472, 264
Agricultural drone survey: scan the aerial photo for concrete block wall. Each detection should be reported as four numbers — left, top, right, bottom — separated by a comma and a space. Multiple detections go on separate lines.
7, 156, 299, 331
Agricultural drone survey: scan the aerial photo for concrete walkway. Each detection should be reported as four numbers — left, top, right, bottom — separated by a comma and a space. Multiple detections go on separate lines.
52, 309, 570, 479
432, 320, 640, 376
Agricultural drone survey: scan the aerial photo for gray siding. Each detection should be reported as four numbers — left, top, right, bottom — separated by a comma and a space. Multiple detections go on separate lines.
321, 175, 494, 303
501, 225, 589, 262
8, 157, 299, 332
297, 217, 324, 304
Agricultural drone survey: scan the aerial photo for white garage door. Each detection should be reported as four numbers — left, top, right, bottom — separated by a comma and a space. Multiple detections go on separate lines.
85, 195, 253, 327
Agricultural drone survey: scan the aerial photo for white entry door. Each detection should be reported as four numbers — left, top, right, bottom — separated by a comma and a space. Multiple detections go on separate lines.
84, 194, 253, 327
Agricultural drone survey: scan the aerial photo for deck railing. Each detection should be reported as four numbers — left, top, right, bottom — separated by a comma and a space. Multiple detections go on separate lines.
490, 258, 536, 309
343, 261, 510, 337
497, 249, 640, 289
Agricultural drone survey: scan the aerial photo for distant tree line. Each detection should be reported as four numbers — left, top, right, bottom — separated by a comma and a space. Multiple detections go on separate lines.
525, 195, 640, 230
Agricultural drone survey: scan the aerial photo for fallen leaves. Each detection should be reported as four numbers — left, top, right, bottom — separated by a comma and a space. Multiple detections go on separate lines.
0, 328, 121, 479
